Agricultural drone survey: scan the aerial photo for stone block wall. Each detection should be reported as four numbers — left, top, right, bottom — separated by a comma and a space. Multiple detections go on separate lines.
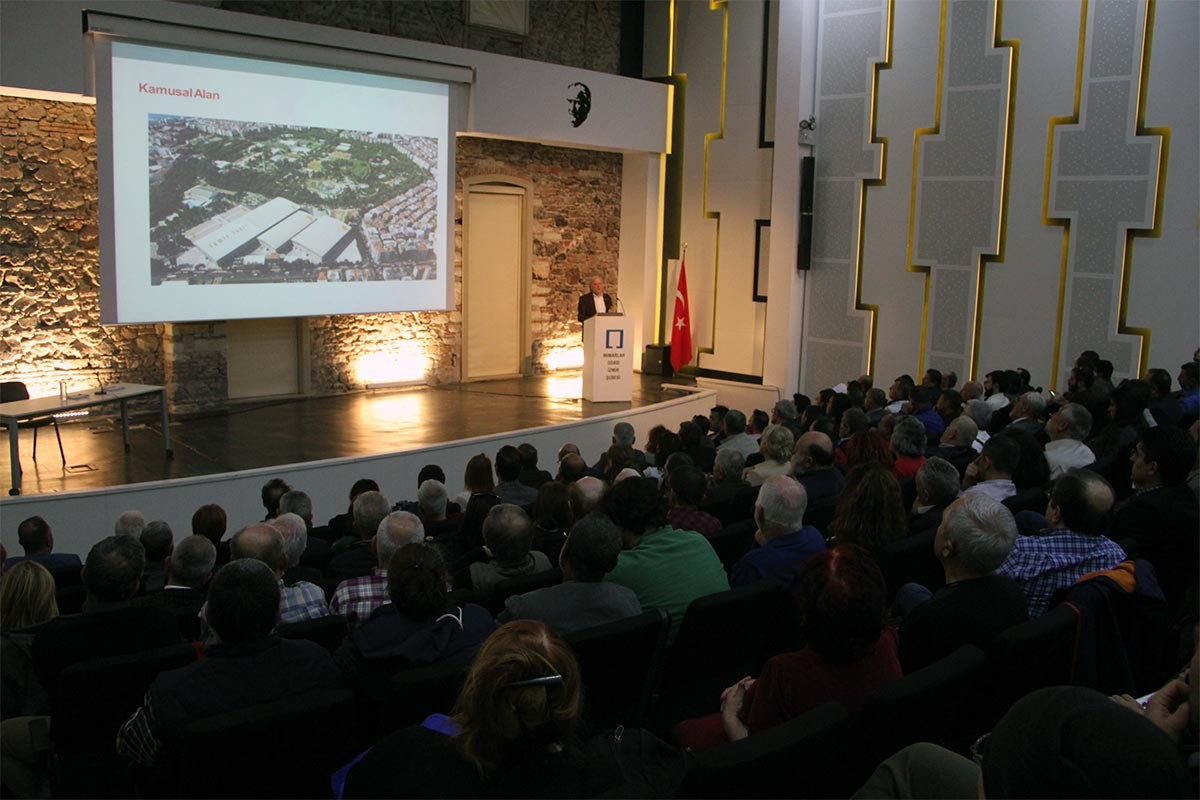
0, 96, 164, 401
1, 95, 623, 407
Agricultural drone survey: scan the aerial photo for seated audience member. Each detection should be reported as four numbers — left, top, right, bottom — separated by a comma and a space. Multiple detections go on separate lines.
270, 513, 320, 586
961, 434, 1019, 502
959, 379, 983, 402
416, 479, 460, 539
114, 510, 146, 539
829, 462, 907, 553
997, 470, 1125, 617
468, 504, 552, 597
717, 410, 759, 461
1000, 428, 1052, 497
983, 369, 1014, 412
334, 543, 495, 693
328, 490, 392, 580
517, 443, 553, 489
5, 516, 81, 572
863, 388, 888, 425
1144, 367, 1183, 426
278, 489, 315, 530
666, 465, 723, 538
330, 511, 425, 628
131, 535, 215, 641
791, 431, 845, 526
643, 424, 668, 467
743, 425, 796, 488
599, 443, 639, 484
456, 453, 499, 510
116, 559, 341, 768
531, 481, 572, 567
338, 620, 684, 799
704, 448, 747, 506
853, 685, 1190, 800
567, 476, 607, 520
2, 561, 59, 718
260, 477, 291, 521
730, 476, 825, 587
1175, 359, 1199, 415
908, 457, 961, 536
679, 420, 716, 474
836, 407, 869, 450
556, 452, 588, 484
500, 514, 641, 634
905, 386, 944, 442
935, 389, 963, 429
1112, 426, 1199, 607
32, 536, 182, 696
676, 545, 900, 749
941, 371, 957, 389
963, 398, 993, 452
843, 429, 892, 472
454, 492, 503, 565
709, 405, 729, 446
935, 414, 978, 476
495, 445, 539, 507
231, 524, 328, 624
1043, 402, 1096, 478
191, 503, 230, 566
1087, 380, 1151, 480
896, 493, 1027, 672
771, 399, 807, 440
328, 478, 381, 542
610, 422, 648, 469
890, 416, 928, 482
0, 560, 60, 797
921, 368, 942, 389
644, 430, 681, 485
1006, 391, 1046, 437
604, 477, 729, 641
884, 375, 913, 415
748, 409, 770, 441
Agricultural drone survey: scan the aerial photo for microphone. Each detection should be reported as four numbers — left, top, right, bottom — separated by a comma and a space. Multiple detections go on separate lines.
89, 361, 107, 395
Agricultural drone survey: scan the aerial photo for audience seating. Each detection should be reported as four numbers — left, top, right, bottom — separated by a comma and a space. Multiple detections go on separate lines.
375, 660, 470, 740
52, 643, 198, 798
54, 584, 86, 616
276, 614, 348, 653
675, 702, 850, 799
48, 563, 83, 589
874, 530, 942, 605
565, 608, 669, 728
485, 568, 563, 615
703, 485, 759, 527
652, 580, 789, 731
1001, 486, 1049, 516
843, 644, 987, 791
705, 519, 757, 572
175, 687, 357, 799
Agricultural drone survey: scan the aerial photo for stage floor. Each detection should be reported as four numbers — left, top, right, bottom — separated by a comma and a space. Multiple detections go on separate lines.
3, 373, 688, 498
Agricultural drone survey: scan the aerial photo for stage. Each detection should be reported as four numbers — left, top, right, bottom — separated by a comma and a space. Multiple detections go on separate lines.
1, 372, 695, 498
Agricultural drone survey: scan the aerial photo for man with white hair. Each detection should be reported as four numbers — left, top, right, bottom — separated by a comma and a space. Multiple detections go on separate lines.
271, 512, 321, 586
716, 410, 760, 461
897, 493, 1027, 672
114, 510, 146, 538
730, 475, 825, 588
416, 479, 459, 538
330, 511, 425, 627
1042, 403, 1095, 479
1006, 391, 1046, 437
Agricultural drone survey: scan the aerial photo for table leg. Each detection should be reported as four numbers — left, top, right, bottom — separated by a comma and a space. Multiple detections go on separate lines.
160, 389, 173, 458
7, 422, 19, 495
121, 399, 131, 452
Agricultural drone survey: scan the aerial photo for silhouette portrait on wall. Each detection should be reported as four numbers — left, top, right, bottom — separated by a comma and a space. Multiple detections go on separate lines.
567, 82, 591, 128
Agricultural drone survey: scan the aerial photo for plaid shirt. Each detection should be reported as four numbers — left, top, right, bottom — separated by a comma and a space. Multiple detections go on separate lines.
279, 579, 329, 624
329, 569, 389, 627
997, 528, 1126, 617
668, 506, 723, 539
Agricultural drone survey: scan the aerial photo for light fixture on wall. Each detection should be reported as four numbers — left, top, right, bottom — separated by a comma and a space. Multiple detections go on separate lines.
354, 343, 430, 388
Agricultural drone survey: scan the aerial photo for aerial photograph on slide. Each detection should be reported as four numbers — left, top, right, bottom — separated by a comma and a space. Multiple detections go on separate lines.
146, 114, 438, 286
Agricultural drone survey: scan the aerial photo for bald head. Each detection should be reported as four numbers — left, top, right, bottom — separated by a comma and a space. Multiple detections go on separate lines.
941, 415, 978, 447
231, 523, 286, 575
375, 511, 425, 569
791, 431, 834, 475
270, 512, 308, 569
960, 380, 984, 401
569, 476, 607, 518
1049, 471, 1115, 536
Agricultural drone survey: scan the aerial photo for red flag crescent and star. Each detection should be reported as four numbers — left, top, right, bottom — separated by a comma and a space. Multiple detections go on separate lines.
669, 258, 693, 371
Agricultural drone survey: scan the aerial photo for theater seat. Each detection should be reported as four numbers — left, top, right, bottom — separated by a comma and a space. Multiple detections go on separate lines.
375, 660, 470, 740
276, 614, 348, 653
1, 380, 65, 465
485, 568, 562, 615
565, 608, 669, 728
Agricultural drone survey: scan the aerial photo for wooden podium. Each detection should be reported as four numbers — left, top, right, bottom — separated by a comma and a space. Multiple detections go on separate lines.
582, 314, 634, 402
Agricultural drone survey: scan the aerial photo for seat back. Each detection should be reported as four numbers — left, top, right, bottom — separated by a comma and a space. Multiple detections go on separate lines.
653, 580, 789, 730
486, 568, 562, 615
376, 660, 470, 739
1, 381, 31, 403
846, 645, 987, 789
675, 702, 850, 799
55, 585, 87, 616
52, 642, 198, 754
706, 485, 760, 527
874, 530, 943, 604
176, 687, 356, 799
707, 519, 757, 572
275, 614, 348, 653
49, 563, 84, 589
565, 608, 669, 728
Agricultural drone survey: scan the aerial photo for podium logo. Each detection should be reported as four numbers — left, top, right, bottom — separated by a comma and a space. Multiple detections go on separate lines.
605, 329, 624, 349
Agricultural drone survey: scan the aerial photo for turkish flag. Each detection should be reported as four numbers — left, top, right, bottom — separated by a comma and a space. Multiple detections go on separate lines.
669, 258, 693, 371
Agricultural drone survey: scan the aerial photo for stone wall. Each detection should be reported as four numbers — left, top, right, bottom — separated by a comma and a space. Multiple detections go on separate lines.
219, 0, 623, 74
0, 96, 164, 401
1, 95, 623, 408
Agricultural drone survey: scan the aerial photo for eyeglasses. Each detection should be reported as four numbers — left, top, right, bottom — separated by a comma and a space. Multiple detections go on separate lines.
505, 674, 563, 689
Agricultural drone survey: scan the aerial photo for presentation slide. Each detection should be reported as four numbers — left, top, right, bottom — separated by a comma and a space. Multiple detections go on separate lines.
102, 41, 452, 323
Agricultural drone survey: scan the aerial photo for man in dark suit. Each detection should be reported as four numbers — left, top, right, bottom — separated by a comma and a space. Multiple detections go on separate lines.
132, 534, 215, 641
577, 275, 614, 323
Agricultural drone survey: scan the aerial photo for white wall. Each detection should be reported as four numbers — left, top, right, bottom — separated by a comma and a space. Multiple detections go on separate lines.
0, 389, 716, 558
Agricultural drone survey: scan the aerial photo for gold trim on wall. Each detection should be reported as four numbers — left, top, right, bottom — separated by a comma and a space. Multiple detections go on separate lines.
696, 0, 729, 361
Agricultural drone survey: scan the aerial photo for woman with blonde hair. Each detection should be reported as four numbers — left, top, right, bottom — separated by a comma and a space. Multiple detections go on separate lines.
339, 620, 685, 798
